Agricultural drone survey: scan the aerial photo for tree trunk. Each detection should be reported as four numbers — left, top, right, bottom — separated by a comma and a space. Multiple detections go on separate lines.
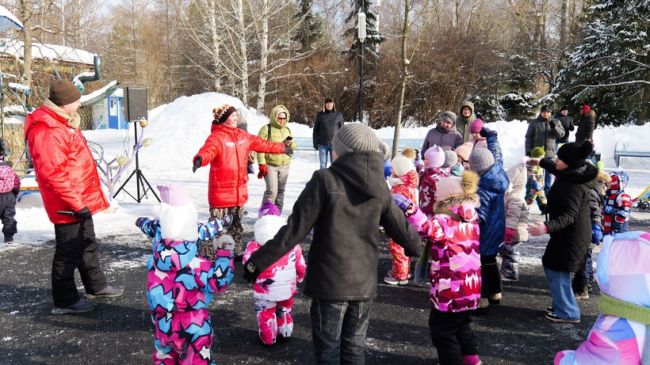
638, 55, 650, 126
393, 0, 411, 159
256, 0, 269, 112
19, 0, 32, 88
452, 0, 460, 28
236, 0, 249, 105
208, 0, 221, 90
559, 0, 569, 50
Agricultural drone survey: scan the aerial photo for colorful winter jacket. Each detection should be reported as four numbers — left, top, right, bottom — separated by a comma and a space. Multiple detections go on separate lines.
408, 203, 481, 313
243, 242, 306, 302
137, 218, 234, 314
525, 165, 546, 206
603, 171, 631, 235
194, 122, 285, 209
555, 231, 650, 365
418, 167, 450, 217
0, 162, 20, 193
257, 105, 297, 167
476, 132, 509, 256
390, 170, 419, 204
25, 105, 109, 224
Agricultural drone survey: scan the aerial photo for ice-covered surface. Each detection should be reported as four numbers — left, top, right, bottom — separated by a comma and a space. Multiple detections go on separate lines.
12, 92, 650, 262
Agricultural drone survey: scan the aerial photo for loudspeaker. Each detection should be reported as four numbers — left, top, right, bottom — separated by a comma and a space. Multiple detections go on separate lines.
124, 87, 148, 122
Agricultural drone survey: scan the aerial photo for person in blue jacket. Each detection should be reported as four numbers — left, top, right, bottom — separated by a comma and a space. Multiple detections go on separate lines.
468, 127, 510, 309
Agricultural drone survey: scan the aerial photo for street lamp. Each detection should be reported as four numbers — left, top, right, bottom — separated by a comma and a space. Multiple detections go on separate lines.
357, 10, 366, 124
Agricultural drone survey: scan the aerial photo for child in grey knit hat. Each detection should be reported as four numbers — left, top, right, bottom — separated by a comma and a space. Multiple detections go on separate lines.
444, 150, 464, 177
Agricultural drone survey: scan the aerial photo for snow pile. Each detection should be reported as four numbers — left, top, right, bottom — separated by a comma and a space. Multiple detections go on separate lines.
13, 92, 650, 247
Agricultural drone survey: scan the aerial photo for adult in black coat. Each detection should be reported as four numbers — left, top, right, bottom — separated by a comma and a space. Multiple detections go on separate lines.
245, 123, 421, 364
575, 104, 596, 144
313, 97, 344, 169
555, 105, 574, 145
528, 141, 598, 324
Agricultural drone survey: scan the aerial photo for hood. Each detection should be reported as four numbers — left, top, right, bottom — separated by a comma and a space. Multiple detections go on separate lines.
506, 163, 527, 196
152, 239, 199, 273
24, 105, 67, 139
158, 201, 199, 242
435, 202, 479, 223
459, 101, 475, 120
269, 105, 291, 128
607, 171, 629, 195
478, 163, 510, 194
557, 163, 599, 185
329, 152, 387, 200
254, 215, 286, 245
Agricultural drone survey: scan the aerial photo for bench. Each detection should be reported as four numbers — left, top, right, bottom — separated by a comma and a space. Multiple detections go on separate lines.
614, 145, 650, 167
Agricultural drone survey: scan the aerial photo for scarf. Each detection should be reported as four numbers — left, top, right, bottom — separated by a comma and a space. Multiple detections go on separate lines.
44, 99, 81, 129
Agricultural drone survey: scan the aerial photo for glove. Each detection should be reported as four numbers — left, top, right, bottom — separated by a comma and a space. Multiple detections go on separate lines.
243, 260, 261, 283
504, 227, 516, 244
392, 194, 414, 215
549, 121, 556, 129
11, 188, 19, 196
75, 207, 93, 220
284, 145, 294, 157
313, 144, 318, 150
258, 164, 268, 179
479, 127, 497, 138
192, 156, 202, 173
591, 223, 603, 244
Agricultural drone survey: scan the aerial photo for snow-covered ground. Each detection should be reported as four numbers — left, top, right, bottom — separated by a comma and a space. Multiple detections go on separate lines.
12, 92, 650, 262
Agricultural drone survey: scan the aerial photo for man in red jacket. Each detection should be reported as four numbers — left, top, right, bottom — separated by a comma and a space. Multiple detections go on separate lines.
193, 104, 291, 258
25, 80, 123, 315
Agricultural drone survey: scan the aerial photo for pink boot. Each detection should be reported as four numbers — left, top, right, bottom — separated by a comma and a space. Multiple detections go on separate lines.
463, 354, 482, 365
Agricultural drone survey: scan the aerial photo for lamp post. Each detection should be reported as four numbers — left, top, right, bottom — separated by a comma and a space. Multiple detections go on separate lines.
357, 10, 366, 124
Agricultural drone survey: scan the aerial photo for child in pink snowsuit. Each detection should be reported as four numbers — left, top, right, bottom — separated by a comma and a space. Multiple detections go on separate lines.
419, 145, 449, 218
0, 155, 20, 243
136, 185, 235, 365
385, 155, 420, 285
243, 201, 306, 345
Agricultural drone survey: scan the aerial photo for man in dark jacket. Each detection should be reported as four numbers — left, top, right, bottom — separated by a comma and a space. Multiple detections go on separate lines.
422, 111, 464, 153
245, 123, 421, 364
313, 97, 344, 169
555, 105, 574, 147
528, 141, 598, 324
525, 105, 565, 196
575, 104, 596, 144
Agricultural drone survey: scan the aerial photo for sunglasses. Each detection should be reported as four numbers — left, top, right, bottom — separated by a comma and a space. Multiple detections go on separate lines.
277, 117, 287, 120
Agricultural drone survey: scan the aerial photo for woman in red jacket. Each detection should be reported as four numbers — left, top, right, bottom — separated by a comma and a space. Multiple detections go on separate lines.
25, 79, 123, 315
193, 104, 291, 257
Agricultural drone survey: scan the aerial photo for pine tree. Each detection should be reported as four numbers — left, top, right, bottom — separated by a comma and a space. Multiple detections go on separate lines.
292, 0, 323, 51
554, 0, 650, 125
344, 0, 385, 60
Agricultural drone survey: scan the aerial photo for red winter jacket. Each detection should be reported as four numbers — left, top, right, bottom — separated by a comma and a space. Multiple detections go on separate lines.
25, 105, 109, 224
194, 123, 286, 208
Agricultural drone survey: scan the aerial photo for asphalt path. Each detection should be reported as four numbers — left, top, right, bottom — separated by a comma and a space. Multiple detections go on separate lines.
1, 214, 647, 365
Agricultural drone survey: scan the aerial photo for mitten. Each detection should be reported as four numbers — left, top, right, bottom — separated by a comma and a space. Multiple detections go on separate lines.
591, 223, 603, 244
215, 234, 236, 251
479, 127, 497, 138
392, 194, 414, 215
549, 121, 556, 129
504, 227, 516, 244
243, 260, 261, 283
11, 188, 19, 196
192, 155, 202, 173
75, 207, 92, 220
258, 164, 268, 179
135, 217, 146, 228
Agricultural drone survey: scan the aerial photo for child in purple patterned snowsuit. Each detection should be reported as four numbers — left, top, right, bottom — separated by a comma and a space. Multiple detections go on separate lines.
0, 156, 20, 243
136, 184, 234, 365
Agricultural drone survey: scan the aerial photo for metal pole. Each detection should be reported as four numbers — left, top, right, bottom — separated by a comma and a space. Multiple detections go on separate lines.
358, 40, 364, 123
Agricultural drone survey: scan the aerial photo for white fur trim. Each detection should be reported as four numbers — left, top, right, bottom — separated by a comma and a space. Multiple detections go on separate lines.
159, 202, 199, 241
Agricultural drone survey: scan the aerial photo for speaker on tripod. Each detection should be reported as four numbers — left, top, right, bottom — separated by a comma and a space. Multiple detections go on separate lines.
113, 87, 160, 203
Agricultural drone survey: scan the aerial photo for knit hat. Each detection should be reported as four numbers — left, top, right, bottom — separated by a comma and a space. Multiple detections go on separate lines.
324, 97, 334, 103
530, 146, 545, 158
469, 147, 495, 175
258, 200, 281, 218
158, 184, 191, 206
332, 123, 380, 158
560, 105, 569, 111
213, 104, 237, 125
443, 150, 458, 168
254, 215, 286, 246
438, 111, 457, 125
49, 79, 81, 106
557, 140, 593, 168
455, 142, 473, 162
424, 145, 445, 168
435, 171, 480, 204
391, 155, 415, 177
540, 105, 552, 113
469, 119, 484, 133
401, 147, 416, 160
582, 105, 591, 114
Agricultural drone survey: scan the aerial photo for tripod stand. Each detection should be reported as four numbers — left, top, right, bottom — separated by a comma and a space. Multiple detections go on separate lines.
113, 122, 160, 203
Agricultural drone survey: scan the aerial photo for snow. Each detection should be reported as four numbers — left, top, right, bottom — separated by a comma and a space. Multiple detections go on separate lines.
14, 92, 650, 253
0, 38, 95, 65
0, 6, 23, 32
80, 80, 119, 105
